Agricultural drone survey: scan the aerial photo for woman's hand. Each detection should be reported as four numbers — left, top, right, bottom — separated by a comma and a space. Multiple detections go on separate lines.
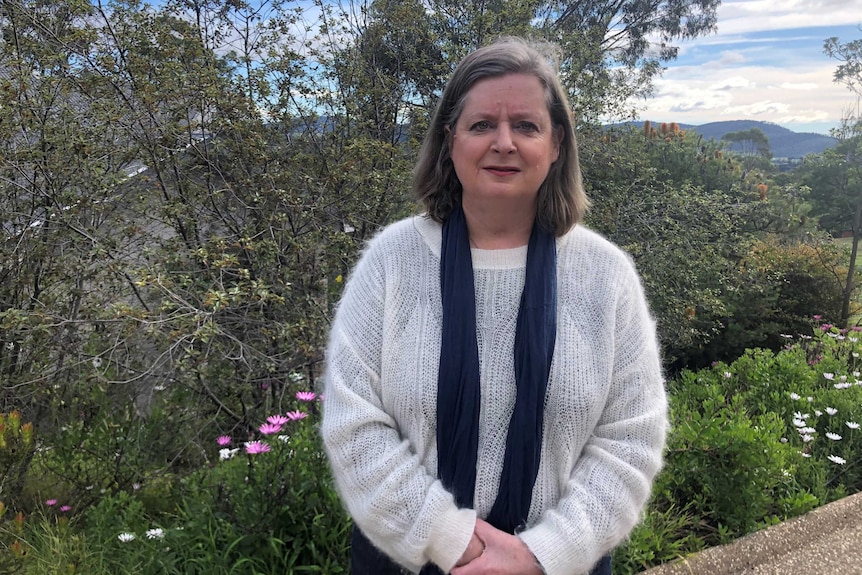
450, 518, 544, 575
454, 530, 487, 567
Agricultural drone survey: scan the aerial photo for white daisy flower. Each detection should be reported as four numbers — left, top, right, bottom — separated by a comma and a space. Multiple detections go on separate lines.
145, 528, 165, 540
826, 407, 838, 415
118, 533, 136, 543
827, 455, 846, 465
825, 432, 842, 441
219, 448, 239, 461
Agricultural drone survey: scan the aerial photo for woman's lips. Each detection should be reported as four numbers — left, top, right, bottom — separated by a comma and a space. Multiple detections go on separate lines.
484, 166, 520, 176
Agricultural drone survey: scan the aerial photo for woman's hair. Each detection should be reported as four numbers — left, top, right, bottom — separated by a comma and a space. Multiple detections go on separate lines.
413, 36, 588, 236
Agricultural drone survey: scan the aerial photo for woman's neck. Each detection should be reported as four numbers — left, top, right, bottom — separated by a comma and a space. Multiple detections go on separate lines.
462, 197, 536, 249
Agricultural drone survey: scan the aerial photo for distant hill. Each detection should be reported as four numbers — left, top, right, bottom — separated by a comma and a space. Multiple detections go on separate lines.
687, 120, 837, 158
624, 120, 837, 159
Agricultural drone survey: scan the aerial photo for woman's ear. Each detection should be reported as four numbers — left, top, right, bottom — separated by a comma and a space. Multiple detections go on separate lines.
444, 125, 453, 152
552, 126, 564, 162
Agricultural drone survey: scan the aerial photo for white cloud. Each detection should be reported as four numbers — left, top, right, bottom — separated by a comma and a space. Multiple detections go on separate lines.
722, 100, 791, 116
716, 0, 862, 35
780, 82, 819, 90
634, 6, 859, 134
777, 109, 833, 123
636, 57, 851, 132
716, 51, 748, 66
709, 76, 755, 91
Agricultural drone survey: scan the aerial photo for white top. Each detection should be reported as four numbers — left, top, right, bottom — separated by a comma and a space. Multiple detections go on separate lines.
321, 215, 668, 575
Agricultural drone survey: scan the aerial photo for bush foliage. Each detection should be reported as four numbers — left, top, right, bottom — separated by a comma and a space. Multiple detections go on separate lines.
2, 323, 861, 574
614, 322, 862, 573
1, 0, 861, 573
1, 397, 351, 574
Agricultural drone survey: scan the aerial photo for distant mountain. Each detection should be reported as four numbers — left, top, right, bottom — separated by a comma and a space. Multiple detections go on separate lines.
685, 120, 837, 159
632, 120, 837, 159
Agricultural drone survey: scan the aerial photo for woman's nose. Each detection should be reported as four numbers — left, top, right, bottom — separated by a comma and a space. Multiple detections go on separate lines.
492, 125, 516, 153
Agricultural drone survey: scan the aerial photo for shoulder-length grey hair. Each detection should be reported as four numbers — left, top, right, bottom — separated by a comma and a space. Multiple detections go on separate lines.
413, 36, 588, 236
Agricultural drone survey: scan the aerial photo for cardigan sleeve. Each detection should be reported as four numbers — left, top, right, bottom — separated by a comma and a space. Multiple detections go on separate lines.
519, 257, 668, 575
320, 236, 476, 573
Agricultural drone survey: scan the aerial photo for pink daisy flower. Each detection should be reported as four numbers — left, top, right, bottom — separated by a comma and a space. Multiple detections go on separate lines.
296, 391, 317, 402
259, 422, 283, 435
245, 441, 271, 454
286, 410, 309, 421
45, 499, 57, 506
267, 414, 289, 425
216, 435, 232, 446
60, 506, 71, 512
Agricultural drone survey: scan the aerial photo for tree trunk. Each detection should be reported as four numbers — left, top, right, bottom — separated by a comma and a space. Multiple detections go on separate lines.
841, 201, 862, 328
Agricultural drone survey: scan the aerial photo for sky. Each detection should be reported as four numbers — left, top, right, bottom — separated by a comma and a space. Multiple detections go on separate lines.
633, 0, 862, 134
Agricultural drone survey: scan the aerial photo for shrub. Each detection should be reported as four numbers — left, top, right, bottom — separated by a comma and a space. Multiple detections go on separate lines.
658, 378, 799, 539
675, 237, 850, 369
615, 322, 862, 571
0, 412, 36, 509
612, 501, 705, 574
72, 393, 351, 575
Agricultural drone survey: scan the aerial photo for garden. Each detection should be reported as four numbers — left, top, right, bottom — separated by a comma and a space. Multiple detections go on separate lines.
2, 0, 862, 573
2, 321, 861, 573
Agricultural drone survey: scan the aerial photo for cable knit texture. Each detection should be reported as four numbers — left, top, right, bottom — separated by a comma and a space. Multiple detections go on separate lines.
321, 215, 668, 575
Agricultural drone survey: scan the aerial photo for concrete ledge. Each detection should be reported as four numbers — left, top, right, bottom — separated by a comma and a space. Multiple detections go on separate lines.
641, 491, 862, 575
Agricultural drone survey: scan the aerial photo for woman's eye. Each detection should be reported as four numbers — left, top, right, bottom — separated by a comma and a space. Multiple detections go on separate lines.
470, 121, 493, 131
516, 121, 539, 132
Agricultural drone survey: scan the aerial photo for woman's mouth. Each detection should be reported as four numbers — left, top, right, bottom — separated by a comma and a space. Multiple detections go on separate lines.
485, 166, 520, 176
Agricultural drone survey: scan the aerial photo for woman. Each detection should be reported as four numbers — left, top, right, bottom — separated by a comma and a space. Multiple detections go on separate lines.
321, 37, 667, 575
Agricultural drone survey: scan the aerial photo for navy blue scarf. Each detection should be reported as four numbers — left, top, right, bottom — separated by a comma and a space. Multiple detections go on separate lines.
436, 203, 557, 534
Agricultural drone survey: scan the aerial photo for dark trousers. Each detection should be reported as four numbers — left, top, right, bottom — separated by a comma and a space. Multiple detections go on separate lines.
351, 526, 612, 575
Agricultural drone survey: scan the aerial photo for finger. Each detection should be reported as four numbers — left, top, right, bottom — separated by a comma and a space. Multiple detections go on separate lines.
473, 517, 501, 542
450, 551, 487, 575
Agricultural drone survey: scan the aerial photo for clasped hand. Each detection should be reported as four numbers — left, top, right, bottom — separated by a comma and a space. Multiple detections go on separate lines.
450, 518, 543, 575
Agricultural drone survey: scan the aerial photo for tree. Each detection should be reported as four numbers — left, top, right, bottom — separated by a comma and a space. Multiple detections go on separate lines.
721, 127, 773, 160
801, 120, 862, 327
807, 31, 862, 328
1, 0, 423, 501
582, 126, 747, 364
825, 30, 862, 96
0, 0, 810, 514
421, 0, 721, 123
540, 0, 721, 123
583, 124, 820, 368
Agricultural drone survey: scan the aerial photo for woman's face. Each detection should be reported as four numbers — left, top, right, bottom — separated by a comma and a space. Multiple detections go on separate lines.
449, 73, 561, 210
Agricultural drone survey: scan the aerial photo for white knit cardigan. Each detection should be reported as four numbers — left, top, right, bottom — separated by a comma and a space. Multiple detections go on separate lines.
321, 215, 668, 575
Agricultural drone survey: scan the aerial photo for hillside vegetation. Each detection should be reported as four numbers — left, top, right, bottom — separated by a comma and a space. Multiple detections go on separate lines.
1, 1, 861, 573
